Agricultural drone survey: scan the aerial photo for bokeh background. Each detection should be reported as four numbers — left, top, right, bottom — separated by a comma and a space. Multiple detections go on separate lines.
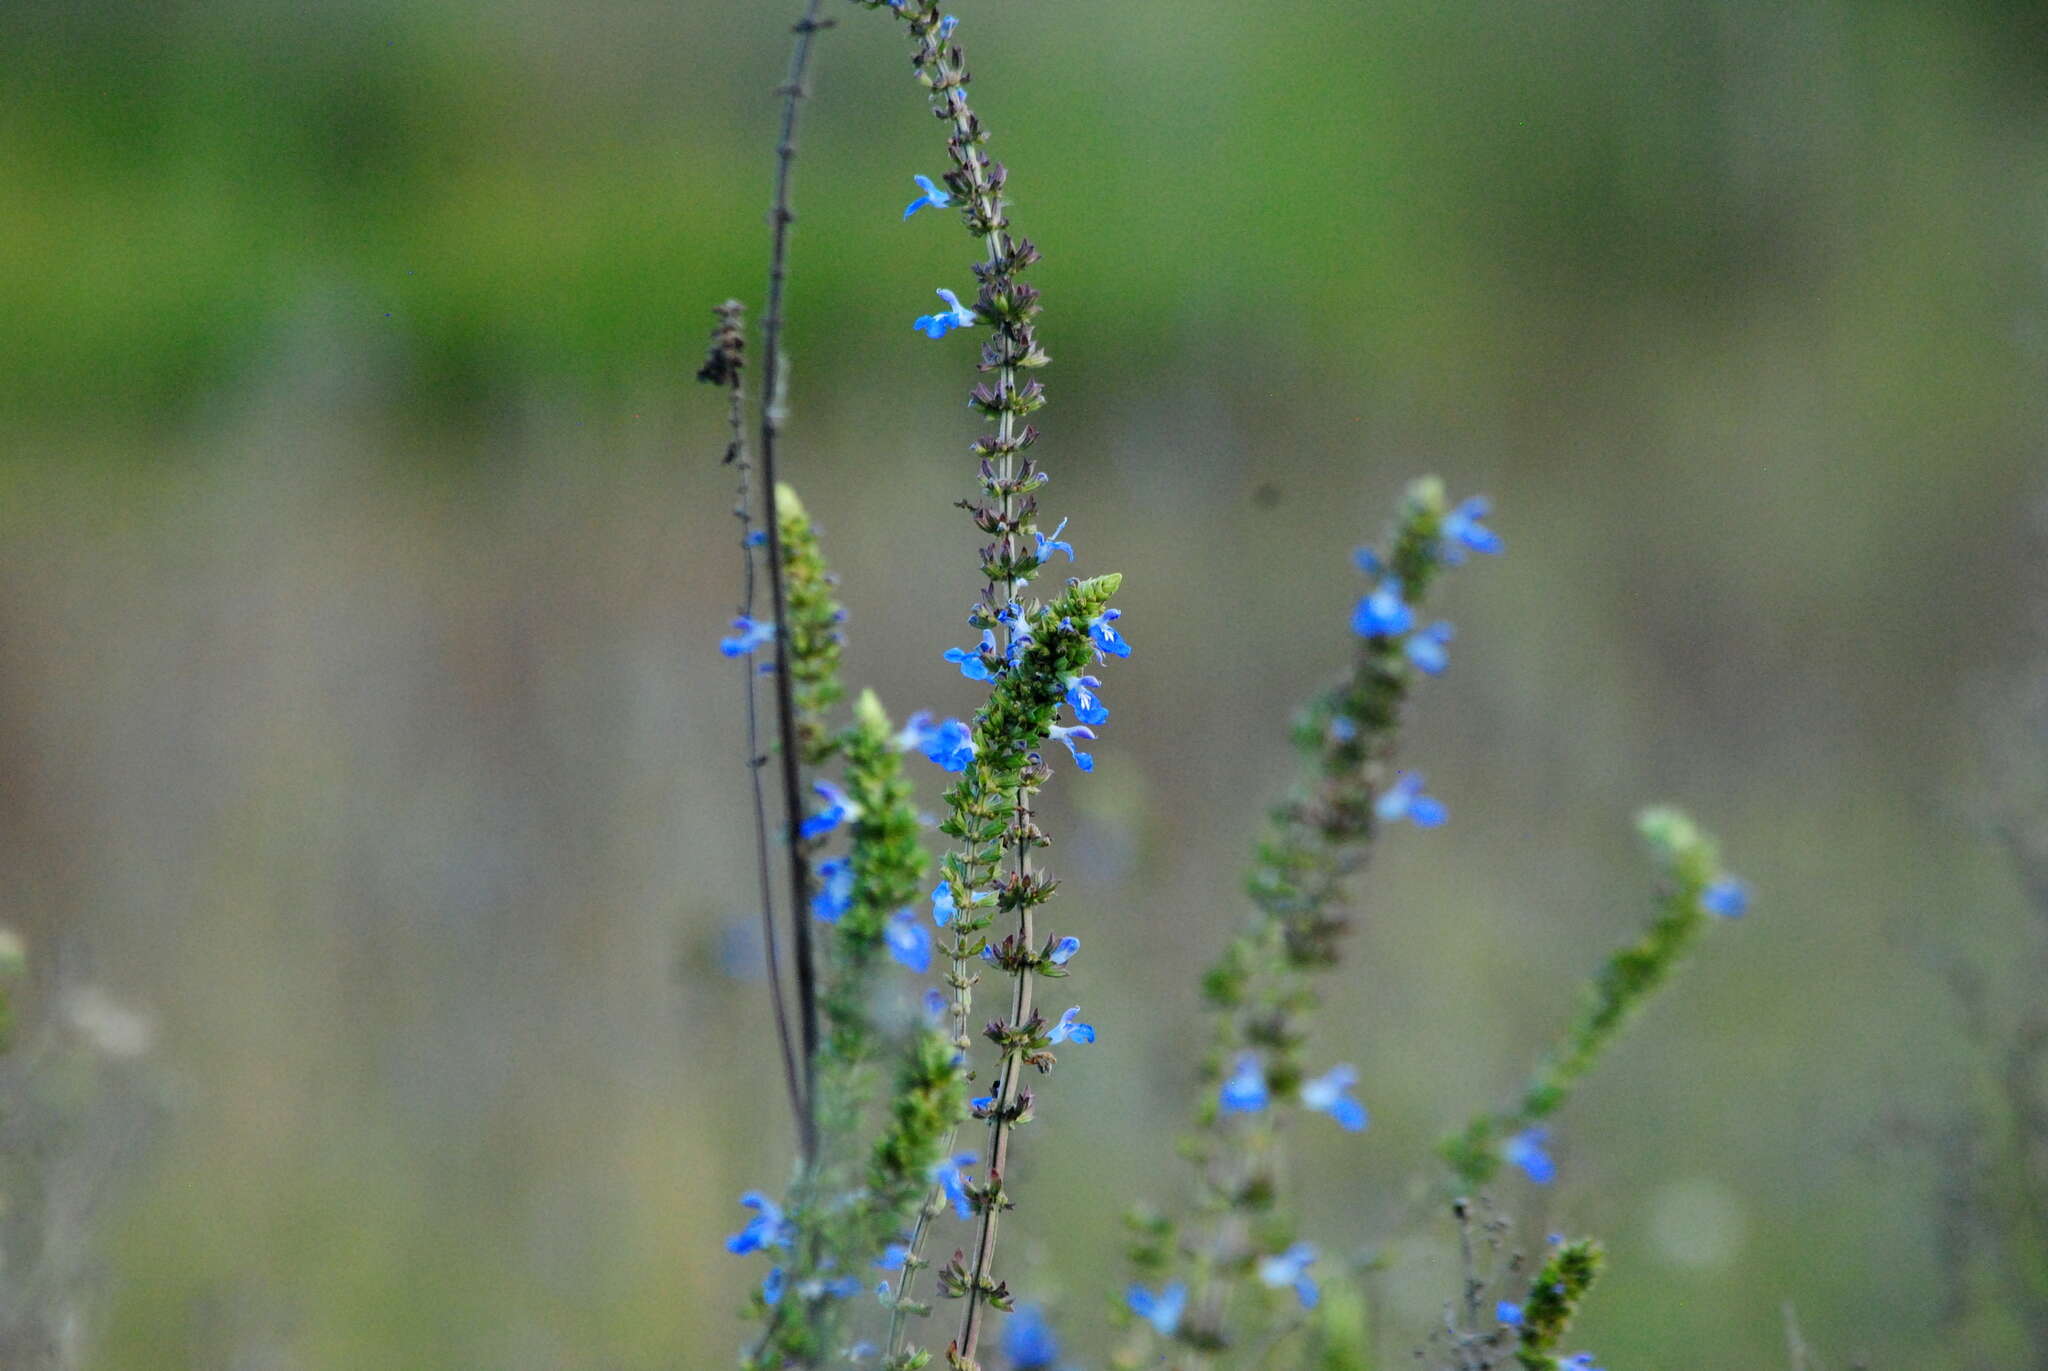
3, 0, 2047, 1366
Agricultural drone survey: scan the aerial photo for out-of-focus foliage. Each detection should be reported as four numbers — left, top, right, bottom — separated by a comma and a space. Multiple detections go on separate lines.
0, 0, 2043, 1367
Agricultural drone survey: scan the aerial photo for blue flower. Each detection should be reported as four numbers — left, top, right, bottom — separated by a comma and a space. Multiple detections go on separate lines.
1560, 1356, 1604, 1371
886, 907, 932, 973
1504, 1126, 1556, 1185
1004, 1304, 1062, 1369
934, 1152, 977, 1219
1300, 1064, 1368, 1132
936, 13, 957, 40
1351, 577, 1414, 638
1219, 1052, 1270, 1114
1088, 608, 1130, 659
1046, 1005, 1095, 1045
921, 717, 977, 772
762, 1266, 786, 1305
1035, 517, 1075, 563
1441, 495, 1504, 563
913, 288, 977, 339
800, 780, 861, 840
806, 1272, 862, 1299
812, 857, 855, 923
1375, 772, 1446, 827
931, 879, 993, 927
1496, 1301, 1524, 1325
1353, 546, 1383, 576
922, 987, 948, 1021
726, 1191, 794, 1253
1062, 674, 1108, 725
720, 616, 776, 657
1047, 723, 1096, 772
1405, 620, 1454, 675
744, 529, 767, 548
1257, 1242, 1320, 1309
898, 713, 977, 772
893, 709, 934, 751
944, 631, 998, 681
874, 1242, 909, 1270
1702, 876, 1749, 918
1048, 935, 1080, 966
1127, 1281, 1187, 1336
903, 173, 952, 219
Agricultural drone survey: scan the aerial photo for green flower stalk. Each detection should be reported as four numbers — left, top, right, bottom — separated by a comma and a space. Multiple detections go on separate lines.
1442, 807, 1749, 1189
747, 686, 956, 1370
940, 578, 1120, 1367
1121, 479, 1476, 1368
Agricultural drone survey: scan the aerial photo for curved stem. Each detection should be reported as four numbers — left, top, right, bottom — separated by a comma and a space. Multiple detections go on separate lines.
757, 0, 833, 1164
709, 300, 808, 1141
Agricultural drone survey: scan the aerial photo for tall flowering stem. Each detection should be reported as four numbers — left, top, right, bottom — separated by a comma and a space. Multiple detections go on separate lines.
699, 301, 807, 1136
853, 5, 1117, 1368
1123, 479, 1479, 1367
1442, 807, 1748, 1189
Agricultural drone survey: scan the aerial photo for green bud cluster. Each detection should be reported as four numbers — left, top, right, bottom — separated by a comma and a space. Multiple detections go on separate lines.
819, 691, 933, 1061
1513, 1239, 1605, 1371
774, 483, 848, 767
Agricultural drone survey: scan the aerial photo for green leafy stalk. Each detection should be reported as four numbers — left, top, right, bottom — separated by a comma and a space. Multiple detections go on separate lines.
1125, 479, 1458, 1367
1443, 807, 1744, 1188
935, 577, 1121, 1367
743, 506, 954, 1370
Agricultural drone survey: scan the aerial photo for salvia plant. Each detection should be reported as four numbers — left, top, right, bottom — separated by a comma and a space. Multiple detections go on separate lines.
697, 5, 1754, 1369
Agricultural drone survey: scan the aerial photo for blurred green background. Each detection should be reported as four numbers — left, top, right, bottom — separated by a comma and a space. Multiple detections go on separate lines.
3, 0, 2046, 1366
